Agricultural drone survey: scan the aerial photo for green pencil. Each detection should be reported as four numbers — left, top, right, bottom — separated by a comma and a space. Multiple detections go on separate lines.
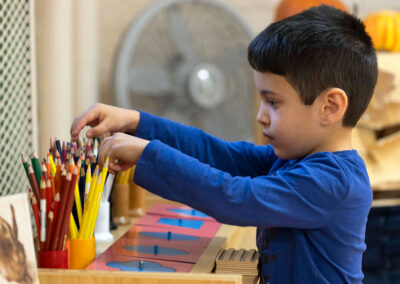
21, 154, 30, 180
31, 153, 42, 186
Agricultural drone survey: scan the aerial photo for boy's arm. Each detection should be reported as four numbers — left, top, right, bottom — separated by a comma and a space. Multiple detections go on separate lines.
134, 140, 359, 228
135, 111, 277, 177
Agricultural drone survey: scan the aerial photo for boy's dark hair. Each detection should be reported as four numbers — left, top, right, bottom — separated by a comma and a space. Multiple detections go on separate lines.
248, 5, 377, 127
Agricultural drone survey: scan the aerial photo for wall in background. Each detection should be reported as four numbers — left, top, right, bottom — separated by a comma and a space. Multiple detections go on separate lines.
33, 0, 400, 152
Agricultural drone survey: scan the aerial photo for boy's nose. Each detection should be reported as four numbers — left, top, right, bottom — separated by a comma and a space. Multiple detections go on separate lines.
256, 105, 270, 126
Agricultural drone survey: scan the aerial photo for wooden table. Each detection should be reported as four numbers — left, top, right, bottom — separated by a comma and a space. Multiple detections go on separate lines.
38, 193, 256, 284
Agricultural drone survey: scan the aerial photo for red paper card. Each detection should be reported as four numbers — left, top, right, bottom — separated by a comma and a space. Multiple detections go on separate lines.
102, 237, 205, 263
121, 225, 213, 248
87, 253, 193, 272
147, 203, 217, 222
135, 215, 221, 238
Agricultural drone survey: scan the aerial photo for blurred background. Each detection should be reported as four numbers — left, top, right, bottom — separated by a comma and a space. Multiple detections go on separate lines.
2, 0, 400, 282
28, 0, 400, 191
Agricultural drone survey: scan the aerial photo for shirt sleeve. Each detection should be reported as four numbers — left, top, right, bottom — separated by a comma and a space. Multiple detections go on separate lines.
134, 140, 349, 228
135, 111, 278, 177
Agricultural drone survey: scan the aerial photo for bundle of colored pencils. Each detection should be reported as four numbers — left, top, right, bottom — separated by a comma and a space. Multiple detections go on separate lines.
22, 138, 111, 251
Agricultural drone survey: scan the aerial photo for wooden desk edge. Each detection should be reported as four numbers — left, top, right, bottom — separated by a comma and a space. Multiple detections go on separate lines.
38, 269, 242, 284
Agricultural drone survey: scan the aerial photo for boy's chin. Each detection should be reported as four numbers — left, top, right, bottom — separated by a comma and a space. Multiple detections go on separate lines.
272, 147, 304, 160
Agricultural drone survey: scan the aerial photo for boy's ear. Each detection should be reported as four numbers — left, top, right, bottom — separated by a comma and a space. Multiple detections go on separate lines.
319, 88, 348, 126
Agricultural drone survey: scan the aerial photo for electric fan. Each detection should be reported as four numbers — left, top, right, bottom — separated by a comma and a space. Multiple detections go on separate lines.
114, 0, 256, 141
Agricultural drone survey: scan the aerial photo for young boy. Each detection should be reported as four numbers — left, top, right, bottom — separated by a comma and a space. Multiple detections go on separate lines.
71, 5, 377, 283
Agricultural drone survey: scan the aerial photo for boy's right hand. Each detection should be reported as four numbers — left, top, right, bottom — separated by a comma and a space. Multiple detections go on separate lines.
70, 103, 140, 141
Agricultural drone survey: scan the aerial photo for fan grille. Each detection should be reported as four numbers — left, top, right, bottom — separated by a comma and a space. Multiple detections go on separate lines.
116, 0, 255, 141
0, 0, 35, 196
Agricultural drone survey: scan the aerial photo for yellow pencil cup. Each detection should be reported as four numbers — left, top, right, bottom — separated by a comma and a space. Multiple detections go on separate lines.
69, 237, 95, 269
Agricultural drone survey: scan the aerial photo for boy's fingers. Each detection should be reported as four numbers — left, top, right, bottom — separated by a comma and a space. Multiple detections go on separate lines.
98, 137, 112, 168
86, 122, 109, 139
70, 107, 101, 138
109, 161, 132, 173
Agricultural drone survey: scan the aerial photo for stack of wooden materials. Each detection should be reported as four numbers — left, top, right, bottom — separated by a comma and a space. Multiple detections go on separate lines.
215, 248, 259, 284
352, 53, 400, 190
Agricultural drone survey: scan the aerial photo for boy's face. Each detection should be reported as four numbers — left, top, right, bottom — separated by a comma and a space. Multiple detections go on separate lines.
254, 71, 325, 160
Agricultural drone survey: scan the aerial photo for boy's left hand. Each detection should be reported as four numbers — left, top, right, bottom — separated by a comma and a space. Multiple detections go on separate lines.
98, 132, 150, 173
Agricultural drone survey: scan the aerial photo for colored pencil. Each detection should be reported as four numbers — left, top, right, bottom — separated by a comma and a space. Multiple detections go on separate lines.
45, 211, 54, 251
40, 178, 47, 250
31, 153, 42, 187
50, 172, 71, 251
28, 164, 40, 205
30, 192, 40, 238
57, 160, 80, 250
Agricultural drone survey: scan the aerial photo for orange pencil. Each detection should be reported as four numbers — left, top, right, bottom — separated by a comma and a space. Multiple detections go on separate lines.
46, 154, 51, 176
67, 155, 74, 173
50, 175, 56, 199
50, 172, 71, 251
57, 161, 80, 250
56, 153, 62, 172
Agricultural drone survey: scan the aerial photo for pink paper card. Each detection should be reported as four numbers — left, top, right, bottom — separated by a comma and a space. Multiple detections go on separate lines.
121, 225, 213, 248
135, 214, 221, 238
87, 253, 193, 272
147, 203, 217, 222
102, 237, 205, 263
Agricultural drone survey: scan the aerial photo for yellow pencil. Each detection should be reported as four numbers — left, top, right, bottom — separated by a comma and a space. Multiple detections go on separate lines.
87, 158, 109, 238
84, 164, 91, 204
78, 166, 98, 239
83, 173, 102, 239
69, 213, 79, 239
49, 154, 57, 176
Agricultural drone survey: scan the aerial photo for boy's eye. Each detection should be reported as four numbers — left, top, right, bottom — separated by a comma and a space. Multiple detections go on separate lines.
268, 99, 277, 106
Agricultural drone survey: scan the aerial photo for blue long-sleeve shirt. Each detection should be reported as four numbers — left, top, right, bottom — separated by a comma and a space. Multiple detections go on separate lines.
133, 111, 372, 283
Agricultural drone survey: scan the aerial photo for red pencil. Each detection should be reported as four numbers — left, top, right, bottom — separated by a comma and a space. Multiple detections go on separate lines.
55, 157, 62, 194
57, 160, 80, 250
52, 191, 60, 238
50, 172, 71, 251
45, 210, 54, 251
29, 191, 40, 239
28, 164, 40, 209
41, 161, 49, 182
60, 167, 67, 195
50, 175, 56, 199
46, 179, 52, 216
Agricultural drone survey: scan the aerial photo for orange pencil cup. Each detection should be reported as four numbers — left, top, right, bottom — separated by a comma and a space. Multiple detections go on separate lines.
69, 237, 95, 269
38, 249, 69, 269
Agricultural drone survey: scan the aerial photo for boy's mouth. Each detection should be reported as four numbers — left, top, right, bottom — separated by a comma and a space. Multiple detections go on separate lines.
262, 131, 273, 140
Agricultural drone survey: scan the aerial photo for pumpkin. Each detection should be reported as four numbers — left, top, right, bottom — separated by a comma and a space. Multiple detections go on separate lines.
274, 0, 348, 22
364, 10, 400, 52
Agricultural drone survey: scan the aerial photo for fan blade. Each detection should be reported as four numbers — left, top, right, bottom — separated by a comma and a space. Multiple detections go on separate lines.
129, 66, 171, 95
168, 7, 194, 61
216, 46, 248, 77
